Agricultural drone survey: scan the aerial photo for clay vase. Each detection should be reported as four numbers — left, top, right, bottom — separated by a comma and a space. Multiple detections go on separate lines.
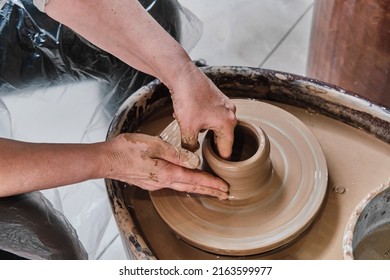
202, 119, 273, 201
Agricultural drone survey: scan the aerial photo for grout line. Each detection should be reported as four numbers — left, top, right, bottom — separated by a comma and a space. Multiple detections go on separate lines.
258, 3, 314, 68
96, 233, 120, 260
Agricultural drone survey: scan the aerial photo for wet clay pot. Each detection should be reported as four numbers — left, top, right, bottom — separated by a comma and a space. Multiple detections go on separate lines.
105, 66, 390, 260
202, 120, 272, 201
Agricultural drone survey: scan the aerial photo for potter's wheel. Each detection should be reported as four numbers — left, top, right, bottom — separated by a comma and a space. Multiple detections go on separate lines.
150, 99, 328, 256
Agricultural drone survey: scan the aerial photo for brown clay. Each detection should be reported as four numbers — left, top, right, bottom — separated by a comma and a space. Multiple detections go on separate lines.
105, 67, 390, 260
149, 99, 328, 256
202, 119, 273, 201
123, 100, 390, 259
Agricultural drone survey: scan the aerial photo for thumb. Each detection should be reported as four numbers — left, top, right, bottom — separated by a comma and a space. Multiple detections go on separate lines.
154, 138, 200, 169
180, 129, 200, 153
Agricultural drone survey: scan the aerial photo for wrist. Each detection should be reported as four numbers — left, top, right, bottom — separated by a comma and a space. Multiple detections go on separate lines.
166, 60, 207, 94
93, 140, 116, 180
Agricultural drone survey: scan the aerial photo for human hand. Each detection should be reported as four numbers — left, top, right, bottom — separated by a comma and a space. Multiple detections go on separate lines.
101, 133, 229, 199
169, 65, 237, 159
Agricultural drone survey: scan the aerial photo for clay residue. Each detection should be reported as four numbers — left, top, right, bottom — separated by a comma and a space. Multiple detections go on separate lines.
150, 99, 328, 256
123, 99, 390, 260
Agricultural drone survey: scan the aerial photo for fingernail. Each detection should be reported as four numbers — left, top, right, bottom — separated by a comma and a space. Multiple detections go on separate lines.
181, 138, 200, 152
188, 152, 200, 168
218, 193, 229, 200
182, 149, 200, 168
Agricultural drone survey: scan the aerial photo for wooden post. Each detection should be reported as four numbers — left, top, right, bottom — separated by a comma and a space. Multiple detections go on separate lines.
307, 0, 390, 108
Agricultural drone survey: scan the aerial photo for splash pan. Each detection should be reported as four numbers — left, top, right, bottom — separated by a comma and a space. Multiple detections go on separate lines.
150, 100, 327, 256
106, 67, 390, 260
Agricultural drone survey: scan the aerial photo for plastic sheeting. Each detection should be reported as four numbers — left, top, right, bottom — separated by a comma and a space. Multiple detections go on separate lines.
0, 192, 88, 260
0, 0, 202, 259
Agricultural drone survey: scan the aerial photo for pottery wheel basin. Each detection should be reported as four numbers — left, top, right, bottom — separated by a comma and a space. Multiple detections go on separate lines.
150, 99, 328, 256
105, 66, 390, 260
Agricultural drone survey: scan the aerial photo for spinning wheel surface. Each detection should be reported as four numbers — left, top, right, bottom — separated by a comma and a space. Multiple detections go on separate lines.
150, 99, 328, 256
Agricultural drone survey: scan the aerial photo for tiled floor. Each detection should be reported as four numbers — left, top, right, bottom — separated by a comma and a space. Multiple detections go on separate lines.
97, 0, 314, 260
180, 0, 314, 74
0, 0, 314, 260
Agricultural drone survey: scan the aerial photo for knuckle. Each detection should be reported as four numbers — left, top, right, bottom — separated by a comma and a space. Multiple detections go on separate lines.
226, 110, 237, 126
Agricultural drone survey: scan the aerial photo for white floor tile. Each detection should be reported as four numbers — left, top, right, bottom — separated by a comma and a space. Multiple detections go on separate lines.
97, 234, 127, 260
179, 0, 314, 67
261, 4, 313, 76
95, 214, 125, 259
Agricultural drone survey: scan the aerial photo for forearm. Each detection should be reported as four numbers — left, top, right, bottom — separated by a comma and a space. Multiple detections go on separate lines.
45, 0, 195, 90
0, 138, 104, 197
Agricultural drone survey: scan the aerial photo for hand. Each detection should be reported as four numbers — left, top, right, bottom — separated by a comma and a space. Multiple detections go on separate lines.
101, 133, 229, 199
45, 0, 236, 157
169, 65, 237, 159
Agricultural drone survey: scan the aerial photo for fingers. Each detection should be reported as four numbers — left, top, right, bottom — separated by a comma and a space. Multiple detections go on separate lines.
217, 103, 237, 159
180, 130, 200, 153
169, 182, 228, 200
139, 178, 228, 200
213, 125, 236, 161
179, 100, 237, 159
151, 137, 200, 169
166, 166, 229, 200
108, 133, 229, 199
132, 159, 229, 200
143, 137, 229, 199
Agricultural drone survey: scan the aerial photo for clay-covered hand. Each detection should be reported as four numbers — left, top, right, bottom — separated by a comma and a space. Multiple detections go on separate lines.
170, 65, 237, 160
101, 133, 229, 199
